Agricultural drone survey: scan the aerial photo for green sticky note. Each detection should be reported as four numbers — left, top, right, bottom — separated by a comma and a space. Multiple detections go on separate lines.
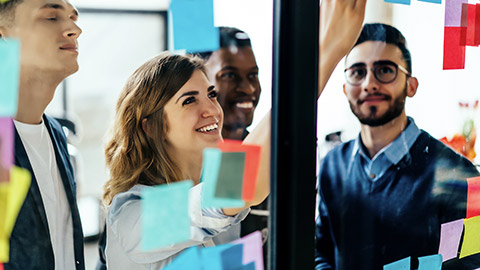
383, 257, 410, 270
141, 180, 192, 251
0, 39, 20, 117
459, 216, 480, 258
214, 152, 245, 200
201, 148, 244, 209
0, 166, 31, 263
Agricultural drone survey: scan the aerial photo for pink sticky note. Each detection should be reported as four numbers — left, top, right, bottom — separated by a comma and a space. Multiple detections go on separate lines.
218, 140, 262, 201
466, 176, 480, 218
443, 27, 466, 70
0, 118, 14, 172
231, 230, 264, 270
438, 219, 464, 261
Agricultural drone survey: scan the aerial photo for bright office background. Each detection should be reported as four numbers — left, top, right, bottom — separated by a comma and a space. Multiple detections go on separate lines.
44, 0, 480, 268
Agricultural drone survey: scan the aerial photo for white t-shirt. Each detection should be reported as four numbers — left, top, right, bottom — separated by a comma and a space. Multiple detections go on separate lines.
14, 119, 76, 270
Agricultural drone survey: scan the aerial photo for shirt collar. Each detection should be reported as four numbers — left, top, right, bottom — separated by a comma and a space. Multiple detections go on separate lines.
352, 117, 421, 165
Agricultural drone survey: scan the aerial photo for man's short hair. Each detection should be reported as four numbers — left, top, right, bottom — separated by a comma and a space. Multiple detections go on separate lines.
0, 0, 23, 28
353, 23, 412, 73
197, 27, 252, 60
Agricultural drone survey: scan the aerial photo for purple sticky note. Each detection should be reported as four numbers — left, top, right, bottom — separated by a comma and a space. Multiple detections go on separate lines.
445, 0, 468, 27
0, 117, 14, 170
231, 231, 264, 270
438, 219, 464, 261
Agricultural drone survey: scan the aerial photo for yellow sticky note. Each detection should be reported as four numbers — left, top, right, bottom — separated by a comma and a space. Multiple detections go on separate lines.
459, 215, 480, 259
0, 166, 31, 263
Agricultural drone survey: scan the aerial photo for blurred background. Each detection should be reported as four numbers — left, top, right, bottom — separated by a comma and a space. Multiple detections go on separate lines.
43, 0, 479, 268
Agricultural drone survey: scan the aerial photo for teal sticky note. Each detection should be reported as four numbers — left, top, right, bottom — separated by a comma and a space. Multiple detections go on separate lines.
0, 39, 20, 117
201, 148, 244, 209
418, 254, 442, 270
168, 0, 219, 53
141, 180, 192, 251
214, 152, 245, 200
163, 246, 203, 270
418, 0, 441, 4
236, 262, 255, 270
384, 257, 410, 270
384, 0, 411, 5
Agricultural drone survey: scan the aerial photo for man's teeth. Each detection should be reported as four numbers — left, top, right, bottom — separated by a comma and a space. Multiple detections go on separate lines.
236, 101, 254, 109
197, 123, 218, 132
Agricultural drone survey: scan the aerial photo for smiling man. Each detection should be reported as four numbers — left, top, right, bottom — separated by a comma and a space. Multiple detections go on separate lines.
0, 0, 84, 269
315, 23, 480, 269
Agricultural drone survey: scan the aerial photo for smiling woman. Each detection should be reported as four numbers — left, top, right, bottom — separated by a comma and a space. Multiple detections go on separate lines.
102, 52, 270, 269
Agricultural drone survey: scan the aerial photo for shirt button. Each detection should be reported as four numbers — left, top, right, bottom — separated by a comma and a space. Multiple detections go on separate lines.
370, 173, 376, 179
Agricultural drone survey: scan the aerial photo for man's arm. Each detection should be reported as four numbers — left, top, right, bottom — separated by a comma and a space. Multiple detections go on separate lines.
318, 0, 366, 97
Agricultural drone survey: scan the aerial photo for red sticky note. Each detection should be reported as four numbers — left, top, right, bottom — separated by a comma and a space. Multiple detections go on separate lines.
218, 140, 261, 201
466, 4, 477, 46
476, 4, 480, 45
0, 263, 3, 270
467, 176, 480, 218
443, 27, 466, 70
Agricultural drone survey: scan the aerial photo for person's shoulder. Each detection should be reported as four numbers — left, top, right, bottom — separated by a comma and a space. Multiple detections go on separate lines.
109, 185, 148, 216
323, 139, 356, 161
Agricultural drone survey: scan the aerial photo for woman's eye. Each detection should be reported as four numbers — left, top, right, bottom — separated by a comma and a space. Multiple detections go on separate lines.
46, 17, 57, 21
208, 91, 218, 98
182, 97, 196, 106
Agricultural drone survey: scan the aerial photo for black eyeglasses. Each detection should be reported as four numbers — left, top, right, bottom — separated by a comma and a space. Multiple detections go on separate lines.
344, 60, 411, 86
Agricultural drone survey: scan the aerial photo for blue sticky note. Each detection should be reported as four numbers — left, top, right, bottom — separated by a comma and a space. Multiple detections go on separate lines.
384, 257, 411, 270
201, 148, 244, 209
0, 39, 20, 117
236, 262, 255, 270
384, 0, 411, 5
220, 244, 244, 270
168, 0, 219, 53
418, 254, 442, 270
163, 246, 203, 270
418, 0, 441, 4
201, 243, 234, 270
141, 180, 192, 251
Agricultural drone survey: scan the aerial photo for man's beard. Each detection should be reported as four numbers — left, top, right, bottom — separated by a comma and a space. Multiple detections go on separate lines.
349, 85, 407, 127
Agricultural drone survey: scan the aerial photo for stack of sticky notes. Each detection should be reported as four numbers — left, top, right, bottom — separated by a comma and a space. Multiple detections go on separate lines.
201, 140, 262, 209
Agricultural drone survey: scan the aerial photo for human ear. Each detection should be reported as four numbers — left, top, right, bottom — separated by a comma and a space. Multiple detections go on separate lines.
406, 77, 418, 98
142, 118, 153, 138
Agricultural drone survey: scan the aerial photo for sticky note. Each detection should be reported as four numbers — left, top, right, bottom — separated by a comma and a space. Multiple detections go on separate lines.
168, 0, 219, 53
418, 254, 442, 270
0, 262, 3, 270
201, 243, 234, 270
0, 39, 20, 117
443, 27, 466, 70
383, 257, 410, 270
438, 219, 464, 261
163, 246, 202, 270
466, 4, 478, 46
476, 4, 480, 45
0, 118, 14, 173
418, 0, 441, 4
214, 152, 245, 200
231, 230, 264, 270
220, 243, 244, 270
467, 176, 480, 218
201, 148, 244, 209
0, 166, 31, 263
141, 180, 192, 251
445, 0, 468, 27
218, 140, 262, 201
459, 216, 480, 258
237, 262, 255, 270
384, 0, 410, 5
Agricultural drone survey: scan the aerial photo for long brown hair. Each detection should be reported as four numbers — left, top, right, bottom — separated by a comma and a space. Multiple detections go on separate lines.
103, 52, 205, 205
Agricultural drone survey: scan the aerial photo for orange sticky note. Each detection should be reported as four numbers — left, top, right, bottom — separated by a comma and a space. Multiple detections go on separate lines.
459, 215, 480, 258
466, 176, 480, 218
218, 140, 261, 201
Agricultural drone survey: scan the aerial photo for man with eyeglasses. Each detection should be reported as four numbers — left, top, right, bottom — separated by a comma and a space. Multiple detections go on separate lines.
315, 23, 480, 269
